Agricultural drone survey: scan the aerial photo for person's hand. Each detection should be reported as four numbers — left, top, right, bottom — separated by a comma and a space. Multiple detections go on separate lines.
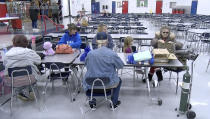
158, 40, 165, 43
168, 41, 174, 44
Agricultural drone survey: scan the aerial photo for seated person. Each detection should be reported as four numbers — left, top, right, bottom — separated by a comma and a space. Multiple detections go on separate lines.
58, 23, 82, 49
3, 35, 41, 101
92, 24, 114, 50
83, 32, 124, 109
143, 26, 183, 83
123, 36, 134, 53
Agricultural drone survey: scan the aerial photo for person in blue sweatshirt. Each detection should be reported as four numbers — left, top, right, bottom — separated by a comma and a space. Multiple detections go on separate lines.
58, 23, 81, 49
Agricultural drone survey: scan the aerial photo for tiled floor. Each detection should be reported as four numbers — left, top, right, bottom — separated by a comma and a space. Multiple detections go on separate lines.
0, 17, 210, 119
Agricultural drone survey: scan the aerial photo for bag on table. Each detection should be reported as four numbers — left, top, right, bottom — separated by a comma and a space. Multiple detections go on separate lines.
55, 44, 74, 54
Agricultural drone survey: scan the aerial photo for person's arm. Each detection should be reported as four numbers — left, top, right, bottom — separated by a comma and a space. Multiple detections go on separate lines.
92, 35, 98, 49
58, 34, 67, 45
70, 34, 81, 48
28, 50, 41, 65
113, 54, 124, 69
107, 34, 114, 50
84, 52, 90, 67
151, 38, 158, 48
174, 40, 183, 50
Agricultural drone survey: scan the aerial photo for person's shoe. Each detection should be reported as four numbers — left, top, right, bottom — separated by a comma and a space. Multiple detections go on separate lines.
17, 93, 29, 101
156, 70, 163, 82
28, 92, 35, 101
110, 100, 121, 110
89, 98, 96, 110
62, 78, 68, 85
152, 79, 159, 88
142, 74, 153, 83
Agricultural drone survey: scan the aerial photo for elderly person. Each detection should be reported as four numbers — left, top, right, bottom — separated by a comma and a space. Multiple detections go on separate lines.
3, 35, 41, 101
143, 26, 183, 83
83, 32, 124, 109
92, 24, 114, 50
58, 23, 82, 49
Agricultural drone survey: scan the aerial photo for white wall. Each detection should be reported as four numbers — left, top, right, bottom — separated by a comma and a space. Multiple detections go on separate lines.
162, 0, 172, 13
128, 0, 156, 13
97, 0, 192, 14
69, 0, 91, 16
197, 0, 210, 15
61, 0, 69, 17
176, 0, 192, 6
100, 0, 112, 13
64, 0, 210, 15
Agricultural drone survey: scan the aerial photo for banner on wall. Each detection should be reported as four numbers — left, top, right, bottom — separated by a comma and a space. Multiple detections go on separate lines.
0, 0, 7, 18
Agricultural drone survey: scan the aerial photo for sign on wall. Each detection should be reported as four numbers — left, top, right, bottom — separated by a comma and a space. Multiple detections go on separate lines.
137, 0, 148, 7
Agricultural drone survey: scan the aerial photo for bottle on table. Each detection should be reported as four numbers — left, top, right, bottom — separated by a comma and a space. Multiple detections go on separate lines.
31, 36, 36, 50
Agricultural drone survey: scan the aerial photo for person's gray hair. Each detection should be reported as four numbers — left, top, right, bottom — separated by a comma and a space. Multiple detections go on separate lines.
96, 40, 107, 48
160, 26, 171, 33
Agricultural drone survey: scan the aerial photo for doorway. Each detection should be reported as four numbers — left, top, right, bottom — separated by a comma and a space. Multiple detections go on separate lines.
122, 1, 128, 14
156, 1, 162, 14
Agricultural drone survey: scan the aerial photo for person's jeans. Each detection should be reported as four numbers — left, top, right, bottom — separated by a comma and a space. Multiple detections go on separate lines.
111, 78, 122, 105
52, 14, 59, 24
32, 20, 37, 28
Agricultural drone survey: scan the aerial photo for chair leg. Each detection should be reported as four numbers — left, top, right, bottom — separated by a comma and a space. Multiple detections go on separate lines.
169, 71, 172, 81
206, 59, 210, 72
10, 88, 14, 115
30, 85, 39, 108
66, 81, 73, 102
133, 67, 135, 86
176, 73, 179, 94
43, 78, 50, 94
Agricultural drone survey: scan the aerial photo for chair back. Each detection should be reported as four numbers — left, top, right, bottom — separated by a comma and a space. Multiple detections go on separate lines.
8, 66, 32, 77
43, 35, 53, 42
80, 36, 88, 49
85, 77, 110, 86
6, 66, 36, 87
44, 62, 65, 71
202, 32, 210, 39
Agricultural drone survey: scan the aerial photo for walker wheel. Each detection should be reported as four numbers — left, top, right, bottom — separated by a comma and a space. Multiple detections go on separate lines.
177, 114, 180, 117
186, 110, 196, 119
188, 103, 192, 110
175, 108, 177, 111
73, 98, 76, 101
158, 99, 162, 106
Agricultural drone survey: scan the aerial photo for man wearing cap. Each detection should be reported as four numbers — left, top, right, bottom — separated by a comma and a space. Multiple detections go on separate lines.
83, 32, 124, 109
58, 23, 81, 49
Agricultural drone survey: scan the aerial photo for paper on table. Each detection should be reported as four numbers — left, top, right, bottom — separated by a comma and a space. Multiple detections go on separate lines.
133, 50, 152, 61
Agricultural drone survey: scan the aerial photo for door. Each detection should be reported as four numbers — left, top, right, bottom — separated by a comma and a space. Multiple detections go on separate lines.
122, 1, 128, 14
191, 0, 198, 15
91, 2, 100, 14
0, 0, 7, 17
91, 3, 95, 14
112, 1, 116, 14
156, 1, 162, 14
95, 2, 100, 14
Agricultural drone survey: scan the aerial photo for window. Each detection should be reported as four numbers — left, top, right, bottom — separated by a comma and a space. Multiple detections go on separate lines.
170, 2, 176, 8
137, 0, 148, 7
117, 2, 122, 8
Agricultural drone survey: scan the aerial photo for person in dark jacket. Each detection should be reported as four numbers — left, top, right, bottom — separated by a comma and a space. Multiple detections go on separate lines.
29, 2, 39, 29
58, 23, 82, 49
